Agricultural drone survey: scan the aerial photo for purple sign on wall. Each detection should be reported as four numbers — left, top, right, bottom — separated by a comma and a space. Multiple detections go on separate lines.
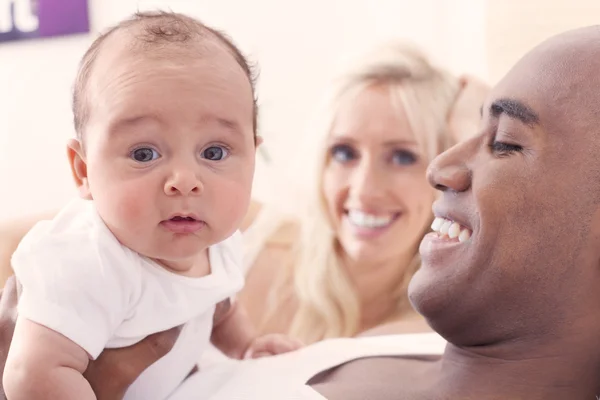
0, 0, 90, 43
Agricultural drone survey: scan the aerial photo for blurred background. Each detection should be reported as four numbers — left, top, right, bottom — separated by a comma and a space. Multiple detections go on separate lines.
1, 0, 599, 221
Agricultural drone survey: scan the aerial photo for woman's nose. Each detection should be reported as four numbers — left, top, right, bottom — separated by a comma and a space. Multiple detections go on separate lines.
350, 160, 386, 202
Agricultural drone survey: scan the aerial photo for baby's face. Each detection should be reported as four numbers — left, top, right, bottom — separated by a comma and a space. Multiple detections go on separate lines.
75, 39, 256, 273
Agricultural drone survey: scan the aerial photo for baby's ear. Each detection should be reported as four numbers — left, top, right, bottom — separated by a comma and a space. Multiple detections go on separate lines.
255, 135, 264, 147
66, 139, 92, 200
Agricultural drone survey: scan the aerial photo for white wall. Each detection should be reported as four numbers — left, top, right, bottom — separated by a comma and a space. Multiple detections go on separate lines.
0, 0, 487, 221
486, 0, 600, 83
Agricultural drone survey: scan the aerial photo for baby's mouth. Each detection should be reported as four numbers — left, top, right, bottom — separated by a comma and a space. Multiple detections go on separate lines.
161, 215, 205, 234
170, 216, 197, 222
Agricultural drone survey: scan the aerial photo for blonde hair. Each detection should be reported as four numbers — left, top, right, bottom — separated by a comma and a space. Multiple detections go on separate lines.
250, 43, 463, 344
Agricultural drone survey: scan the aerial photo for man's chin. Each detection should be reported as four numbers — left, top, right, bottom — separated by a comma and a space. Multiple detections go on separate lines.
408, 270, 463, 326
408, 270, 445, 317
409, 269, 495, 345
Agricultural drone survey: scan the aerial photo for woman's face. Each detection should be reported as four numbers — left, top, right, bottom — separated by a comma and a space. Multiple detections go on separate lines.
322, 84, 435, 265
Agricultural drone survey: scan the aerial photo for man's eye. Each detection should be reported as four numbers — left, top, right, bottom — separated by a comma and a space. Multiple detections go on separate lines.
201, 146, 229, 161
131, 148, 160, 162
489, 141, 523, 156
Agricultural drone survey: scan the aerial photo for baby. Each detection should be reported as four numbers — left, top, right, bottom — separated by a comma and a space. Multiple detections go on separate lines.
3, 11, 301, 400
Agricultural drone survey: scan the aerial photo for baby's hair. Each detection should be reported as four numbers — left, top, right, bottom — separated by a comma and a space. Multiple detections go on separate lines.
72, 10, 259, 139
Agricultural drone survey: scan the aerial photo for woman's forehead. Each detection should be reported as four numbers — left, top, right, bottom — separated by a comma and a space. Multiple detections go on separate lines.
330, 85, 416, 143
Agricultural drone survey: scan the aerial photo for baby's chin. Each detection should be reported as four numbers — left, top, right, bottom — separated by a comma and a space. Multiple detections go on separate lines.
149, 249, 211, 277
124, 231, 210, 255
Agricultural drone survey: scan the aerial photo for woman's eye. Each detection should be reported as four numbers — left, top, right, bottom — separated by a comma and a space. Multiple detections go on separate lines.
131, 147, 160, 162
392, 150, 418, 165
330, 144, 357, 163
201, 146, 229, 161
489, 141, 523, 156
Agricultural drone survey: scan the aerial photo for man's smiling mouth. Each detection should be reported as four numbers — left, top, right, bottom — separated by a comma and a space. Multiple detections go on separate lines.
431, 217, 472, 243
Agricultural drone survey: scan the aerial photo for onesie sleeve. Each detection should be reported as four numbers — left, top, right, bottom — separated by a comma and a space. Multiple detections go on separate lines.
12, 213, 138, 360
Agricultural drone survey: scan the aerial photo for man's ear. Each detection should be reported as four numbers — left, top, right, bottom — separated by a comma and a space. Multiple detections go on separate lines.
66, 139, 92, 200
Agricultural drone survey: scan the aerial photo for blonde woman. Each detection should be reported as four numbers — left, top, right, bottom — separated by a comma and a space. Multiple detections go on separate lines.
238, 43, 488, 344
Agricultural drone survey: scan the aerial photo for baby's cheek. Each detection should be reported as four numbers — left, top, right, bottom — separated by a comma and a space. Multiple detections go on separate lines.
214, 182, 252, 232
102, 182, 155, 235
121, 190, 153, 221
118, 194, 146, 222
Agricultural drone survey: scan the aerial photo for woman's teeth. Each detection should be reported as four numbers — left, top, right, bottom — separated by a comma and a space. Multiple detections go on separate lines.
347, 210, 396, 229
431, 217, 472, 243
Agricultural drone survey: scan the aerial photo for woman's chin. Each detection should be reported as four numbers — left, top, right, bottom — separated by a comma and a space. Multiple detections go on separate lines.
341, 242, 397, 265
339, 229, 417, 265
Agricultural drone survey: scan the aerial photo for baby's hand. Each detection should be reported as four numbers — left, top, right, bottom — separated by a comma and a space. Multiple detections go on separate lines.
243, 334, 304, 359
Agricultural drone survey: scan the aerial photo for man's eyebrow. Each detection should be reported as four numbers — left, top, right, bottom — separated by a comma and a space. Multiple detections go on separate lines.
488, 98, 540, 126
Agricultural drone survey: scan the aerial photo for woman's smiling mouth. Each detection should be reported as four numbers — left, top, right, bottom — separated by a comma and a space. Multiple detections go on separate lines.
343, 209, 401, 239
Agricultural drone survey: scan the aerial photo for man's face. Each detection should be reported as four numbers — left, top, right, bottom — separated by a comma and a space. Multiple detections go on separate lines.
409, 31, 600, 344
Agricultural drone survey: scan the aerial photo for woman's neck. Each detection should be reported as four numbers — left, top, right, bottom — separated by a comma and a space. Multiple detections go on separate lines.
341, 251, 417, 331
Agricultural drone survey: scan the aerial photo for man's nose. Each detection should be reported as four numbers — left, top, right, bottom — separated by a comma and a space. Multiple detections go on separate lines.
426, 142, 473, 194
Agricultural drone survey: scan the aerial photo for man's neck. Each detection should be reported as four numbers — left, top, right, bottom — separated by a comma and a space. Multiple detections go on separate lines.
428, 331, 600, 400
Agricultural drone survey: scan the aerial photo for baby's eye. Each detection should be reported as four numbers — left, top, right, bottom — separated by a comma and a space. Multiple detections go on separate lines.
201, 146, 229, 161
131, 147, 160, 162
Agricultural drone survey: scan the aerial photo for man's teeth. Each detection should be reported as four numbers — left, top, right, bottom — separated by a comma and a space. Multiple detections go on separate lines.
431, 217, 472, 243
347, 210, 395, 228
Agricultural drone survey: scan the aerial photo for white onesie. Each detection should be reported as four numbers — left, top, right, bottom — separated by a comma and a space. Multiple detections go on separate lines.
11, 199, 244, 400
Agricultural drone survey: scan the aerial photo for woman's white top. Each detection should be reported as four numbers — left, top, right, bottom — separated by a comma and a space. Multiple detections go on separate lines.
171, 332, 447, 399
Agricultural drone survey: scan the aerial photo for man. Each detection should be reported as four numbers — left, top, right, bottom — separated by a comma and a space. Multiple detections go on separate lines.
406, 23, 600, 398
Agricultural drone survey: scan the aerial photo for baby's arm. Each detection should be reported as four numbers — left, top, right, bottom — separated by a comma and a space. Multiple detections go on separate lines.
3, 316, 94, 400
211, 299, 303, 359
210, 299, 256, 359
